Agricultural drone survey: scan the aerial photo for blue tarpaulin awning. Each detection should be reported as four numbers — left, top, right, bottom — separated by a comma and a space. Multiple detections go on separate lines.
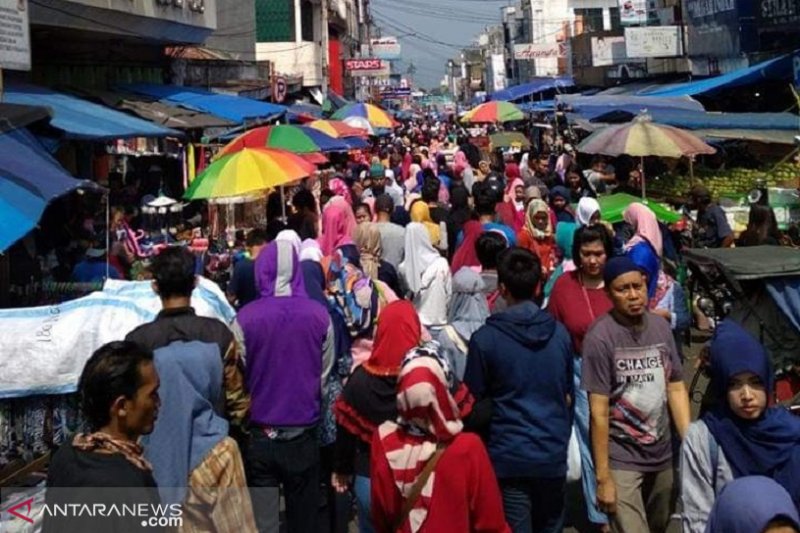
642, 54, 795, 97
2, 83, 180, 140
122, 83, 286, 124
491, 77, 574, 102
0, 128, 102, 251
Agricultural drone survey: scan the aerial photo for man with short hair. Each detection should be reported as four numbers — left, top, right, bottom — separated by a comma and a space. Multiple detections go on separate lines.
374, 194, 405, 269
421, 174, 450, 224
473, 182, 517, 246
127, 247, 248, 434
465, 248, 574, 533
227, 228, 268, 309
689, 185, 734, 248
582, 256, 691, 533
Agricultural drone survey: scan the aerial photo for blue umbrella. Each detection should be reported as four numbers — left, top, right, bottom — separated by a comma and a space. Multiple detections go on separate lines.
0, 128, 101, 251
0, 175, 47, 252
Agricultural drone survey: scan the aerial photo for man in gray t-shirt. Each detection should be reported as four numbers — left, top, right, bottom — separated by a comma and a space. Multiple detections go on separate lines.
374, 194, 405, 270
582, 256, 690, 533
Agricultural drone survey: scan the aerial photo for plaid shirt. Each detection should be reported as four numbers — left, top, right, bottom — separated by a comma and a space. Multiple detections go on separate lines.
181, 437, 256, 532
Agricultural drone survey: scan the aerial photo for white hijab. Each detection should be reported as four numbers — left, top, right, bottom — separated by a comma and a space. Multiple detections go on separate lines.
576, 197, 601, 227
400, 222, 441, 294
385, 169, 405, 207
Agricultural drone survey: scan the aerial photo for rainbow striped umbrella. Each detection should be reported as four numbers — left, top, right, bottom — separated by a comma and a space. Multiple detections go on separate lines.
307, 119, 369, 138
462, 101, 525, 123
577, 115, 717, 159
578, 115, 716, 198
332, 103, 398, 129
218, 125, 349, 158
184, 148, 316, 200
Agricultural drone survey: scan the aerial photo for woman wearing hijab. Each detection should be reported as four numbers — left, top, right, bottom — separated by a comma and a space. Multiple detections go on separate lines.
543, 221, 577, 299
680, 320, 800, 533
477, 160, 492, 183
575, 197, 601, 228
410, 200, 447, 253
517, 199, 555, 278
355, 223, 402, 297
450, 220, 483, 274
443, 268, 490, 380
497, 178, 526, 233
384, 169, 405, 208
329, 177, 353, 205
333, 301, 423, 533
370, 347, 509, 533
401, 152, 413, 182
549, 186, 576, 224
320, 198, 358, 257
447, 186, 474, 259
455, 151, 475, 192
704, 476, 800, 533
400, 222, 452, 328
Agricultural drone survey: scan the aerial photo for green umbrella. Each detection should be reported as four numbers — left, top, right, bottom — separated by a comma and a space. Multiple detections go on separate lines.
598, 193, 682, 224
489, 131, 531, 149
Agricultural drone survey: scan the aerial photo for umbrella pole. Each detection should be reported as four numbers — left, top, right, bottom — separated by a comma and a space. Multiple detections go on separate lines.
280, 185, 287, 222
689, 157, 695, 185
105, 192, 110, 280
641, 156, 646, 200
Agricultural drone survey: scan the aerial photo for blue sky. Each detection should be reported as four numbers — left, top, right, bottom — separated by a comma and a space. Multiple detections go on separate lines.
369, 0, 510, 88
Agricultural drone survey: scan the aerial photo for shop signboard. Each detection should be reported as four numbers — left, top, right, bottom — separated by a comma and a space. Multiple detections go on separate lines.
0, 0, 30, 71
513, 43, 565, 60
345, 58, 390, 77
625, 26, 682, 58
370, 37, 402, 61
490, 54, 506, 92
684, 0, 742, 57
591, 36, 627, 67
758, 0, 800, 27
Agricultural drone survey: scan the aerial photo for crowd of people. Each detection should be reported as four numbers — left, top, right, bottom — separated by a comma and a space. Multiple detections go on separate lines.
43, 122, 800, 533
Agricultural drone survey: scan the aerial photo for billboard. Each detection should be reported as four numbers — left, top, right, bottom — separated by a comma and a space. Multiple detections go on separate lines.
370, 37, 402, 60
685, 0, 742, 56
625, 26, 682, 58
619, 0, 648, 25
0, 0, 30, 71
490, 54, 506, 92
345, 58, 390, 77
513, 43, 566, 60
591, 36, 627, 67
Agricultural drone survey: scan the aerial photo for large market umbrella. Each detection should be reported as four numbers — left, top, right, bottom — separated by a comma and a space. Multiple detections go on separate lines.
307, 119, 369, 138
597, 193, 682, 225
490, 131, 531, 150
577, 114, 716, 198
462, 101, 525, 123
332, 103, 398, 129
184, 148, 316, 200
218, 125, 349, 158
0, 176, 47, 252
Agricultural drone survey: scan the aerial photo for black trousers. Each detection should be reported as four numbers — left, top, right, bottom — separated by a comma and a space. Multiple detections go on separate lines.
245, 428, 320, 533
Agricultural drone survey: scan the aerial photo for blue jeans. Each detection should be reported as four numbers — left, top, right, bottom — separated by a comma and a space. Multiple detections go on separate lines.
574, 357, 608, 525
354, 475, 375, 533
500, 476, 566, 533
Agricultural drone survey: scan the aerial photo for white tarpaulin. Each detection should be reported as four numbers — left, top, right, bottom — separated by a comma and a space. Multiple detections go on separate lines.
0, 277, 236, 399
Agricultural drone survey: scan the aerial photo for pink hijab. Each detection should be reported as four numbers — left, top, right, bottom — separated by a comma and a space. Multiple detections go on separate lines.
623, 203, 663, 257
454, 151, 468, 175
401, 153, 413, 181
329, 178, 352, 205
504, 178, 525, 204
319, 198, 357, 256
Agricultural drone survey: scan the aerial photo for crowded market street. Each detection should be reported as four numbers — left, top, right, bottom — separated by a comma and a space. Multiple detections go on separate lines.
1, 1, 800, 532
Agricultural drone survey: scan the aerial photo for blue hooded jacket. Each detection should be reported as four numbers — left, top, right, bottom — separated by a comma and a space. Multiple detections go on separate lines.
464, 300, 574, 478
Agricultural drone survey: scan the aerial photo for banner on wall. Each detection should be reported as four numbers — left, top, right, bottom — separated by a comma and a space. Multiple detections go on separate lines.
625, 26, 683, 57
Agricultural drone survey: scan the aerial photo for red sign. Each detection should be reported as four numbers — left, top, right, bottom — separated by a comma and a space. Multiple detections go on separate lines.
345, 58, 383, 71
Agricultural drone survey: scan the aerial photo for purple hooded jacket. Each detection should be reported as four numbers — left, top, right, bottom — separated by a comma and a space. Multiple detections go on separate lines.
237, 240, 333, 426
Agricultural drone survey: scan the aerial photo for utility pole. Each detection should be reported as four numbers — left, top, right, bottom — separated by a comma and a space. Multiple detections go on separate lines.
320, 0, 330, 96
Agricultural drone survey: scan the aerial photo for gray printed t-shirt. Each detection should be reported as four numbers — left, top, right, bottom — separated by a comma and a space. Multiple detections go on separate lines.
376, 222, 405, 270
581, 312, 683, 472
